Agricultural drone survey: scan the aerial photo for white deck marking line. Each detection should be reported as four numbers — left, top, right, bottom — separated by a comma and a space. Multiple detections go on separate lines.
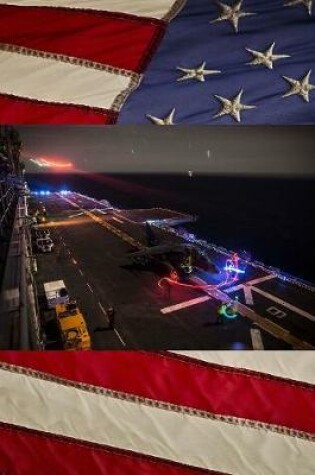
112, 216, 124, 224
225, 273, 276, 293
191, 276, 230, 303
98, 302, 108, 318
113, 212, 135, 224
71, 258, 77, 265
244, 286, 254, 305
161, 296, 211, 314
114, 328, 126, 347
60, 194, 144, 250
190, 276, 313, 350
98, 302, 126, 347
224, 284, 244, 293
78, 269, 84, 276
251, 286, 315, 322
69, 212, 84, 218
250, 328, 264, 350
86, 283, 94, 293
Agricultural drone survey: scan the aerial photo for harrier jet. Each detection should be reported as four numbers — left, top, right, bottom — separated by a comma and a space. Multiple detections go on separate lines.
126, 223, 219, 278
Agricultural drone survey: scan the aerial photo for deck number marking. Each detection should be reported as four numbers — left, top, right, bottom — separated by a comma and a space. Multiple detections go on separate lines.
267, 307, 287, 319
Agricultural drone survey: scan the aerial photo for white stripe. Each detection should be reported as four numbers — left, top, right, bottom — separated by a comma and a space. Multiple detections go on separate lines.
172, 351, 315, 385
161, 296, 210, 314
0, 368, 314, 475
0, 50, 133, 110
0, 0, 180, 19
251, 286, 315, 322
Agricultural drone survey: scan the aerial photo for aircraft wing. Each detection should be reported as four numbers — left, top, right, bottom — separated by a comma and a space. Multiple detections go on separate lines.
129, 244, 185, 258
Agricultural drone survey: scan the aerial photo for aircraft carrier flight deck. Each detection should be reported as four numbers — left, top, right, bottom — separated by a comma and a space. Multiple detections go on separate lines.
4, 189, 311, 351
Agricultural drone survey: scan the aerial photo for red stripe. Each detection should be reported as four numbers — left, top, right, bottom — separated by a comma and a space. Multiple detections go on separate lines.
0, 5, 165, 73
0, 94, 116, 124
0, 352, 314, 435
0, 423, 225, 475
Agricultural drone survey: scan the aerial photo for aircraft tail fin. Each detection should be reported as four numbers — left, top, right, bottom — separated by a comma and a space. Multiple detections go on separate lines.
145, 222, 159, 247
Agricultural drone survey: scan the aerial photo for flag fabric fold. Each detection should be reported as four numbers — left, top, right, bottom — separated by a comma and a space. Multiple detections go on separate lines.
1, 0, 315, 124
0, 0, 185, 123
0, 351, 314, 474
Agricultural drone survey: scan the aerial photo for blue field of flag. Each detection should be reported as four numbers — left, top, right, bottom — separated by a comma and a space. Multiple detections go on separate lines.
119, 0, 315, 124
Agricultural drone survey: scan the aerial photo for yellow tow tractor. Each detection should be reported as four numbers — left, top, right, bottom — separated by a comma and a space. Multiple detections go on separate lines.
55, 301, 91, 350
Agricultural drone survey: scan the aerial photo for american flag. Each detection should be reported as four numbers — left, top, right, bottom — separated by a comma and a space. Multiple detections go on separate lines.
0, 0, 185, 124
0, 0, 314, 124
0, 351, 314, 474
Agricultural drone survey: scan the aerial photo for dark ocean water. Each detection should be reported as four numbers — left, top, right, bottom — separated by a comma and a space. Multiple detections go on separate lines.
27, 173, 315, 282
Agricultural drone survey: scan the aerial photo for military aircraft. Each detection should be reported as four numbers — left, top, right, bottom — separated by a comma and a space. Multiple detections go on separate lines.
125, 222, 219, 279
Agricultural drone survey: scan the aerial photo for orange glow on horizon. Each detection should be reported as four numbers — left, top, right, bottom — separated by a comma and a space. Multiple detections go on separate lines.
28, 154, 74, 170
40, 159, 73, 169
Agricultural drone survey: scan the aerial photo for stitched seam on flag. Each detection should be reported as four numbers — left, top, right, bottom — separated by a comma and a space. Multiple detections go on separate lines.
0, 422, 227, 475
159, 351, 315, 391
0, 42, 141, 112
0, 42, 139, 79
111, 73, 143, 112
0, 7, 168, 75
0, 92, 118, 123
136, 23, 166, 73
1, 362, 314, 442
162, 0, 187, 21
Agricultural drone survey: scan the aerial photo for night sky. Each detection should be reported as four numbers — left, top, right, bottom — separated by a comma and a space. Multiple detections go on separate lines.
17, 125, 315, 176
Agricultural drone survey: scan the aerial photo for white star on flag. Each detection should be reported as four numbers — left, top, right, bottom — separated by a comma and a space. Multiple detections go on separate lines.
213, 89, 256, 122
146, 108, 176, 125
246, 42, 290, 70
177, 62, 221, 82
282, 70, 315, 102
285, 0, 313, 16
211, 0, 256, 33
